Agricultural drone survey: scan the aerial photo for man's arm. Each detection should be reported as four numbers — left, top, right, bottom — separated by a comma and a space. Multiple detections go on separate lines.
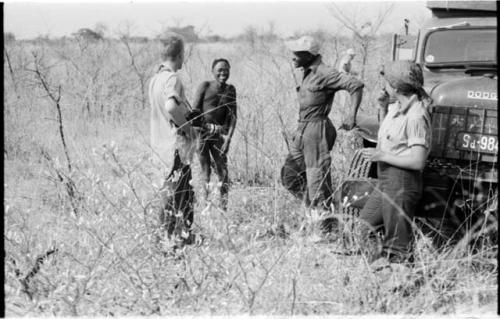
163, 97, 192, 135
342, 87, 363, 130
221, 86, 237, 154
158, 74, 194, 136
325, 69, 365, 130
226, 85, 237, 139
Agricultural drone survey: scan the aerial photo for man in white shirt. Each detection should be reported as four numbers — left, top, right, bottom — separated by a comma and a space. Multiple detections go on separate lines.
338, 48, 356, 75
336, 48, 358, 110
149, 35, 198, 248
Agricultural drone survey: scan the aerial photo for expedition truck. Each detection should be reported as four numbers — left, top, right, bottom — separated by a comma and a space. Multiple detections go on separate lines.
341, 1, 497, 246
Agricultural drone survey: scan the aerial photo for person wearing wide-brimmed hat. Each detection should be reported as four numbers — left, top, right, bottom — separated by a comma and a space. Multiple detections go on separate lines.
358, 60, 432, 263
281, 35, 364, 212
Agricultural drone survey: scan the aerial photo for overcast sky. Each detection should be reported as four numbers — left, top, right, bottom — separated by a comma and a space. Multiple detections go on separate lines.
4, 1, 431, 39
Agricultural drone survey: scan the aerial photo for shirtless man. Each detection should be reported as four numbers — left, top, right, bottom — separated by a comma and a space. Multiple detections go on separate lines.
192, 58, 237, 210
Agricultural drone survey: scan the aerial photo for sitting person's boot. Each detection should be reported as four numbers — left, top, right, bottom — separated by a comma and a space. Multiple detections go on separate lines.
317, 215, 343, 243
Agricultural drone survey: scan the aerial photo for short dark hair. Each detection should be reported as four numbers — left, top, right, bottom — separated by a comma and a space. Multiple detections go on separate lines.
212, 58, 230, 70
160, 34, 184, 61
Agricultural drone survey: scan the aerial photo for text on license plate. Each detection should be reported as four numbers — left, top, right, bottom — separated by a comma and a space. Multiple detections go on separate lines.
456, 132, 498, 154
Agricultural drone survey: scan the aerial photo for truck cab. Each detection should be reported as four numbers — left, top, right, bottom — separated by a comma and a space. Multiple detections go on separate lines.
344, 1, 497, 244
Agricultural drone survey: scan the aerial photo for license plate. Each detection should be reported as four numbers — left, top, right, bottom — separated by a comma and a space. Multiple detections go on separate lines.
456, 132, 498, 154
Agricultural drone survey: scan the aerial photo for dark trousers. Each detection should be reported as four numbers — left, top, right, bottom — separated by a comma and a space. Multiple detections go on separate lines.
199, 133, 229, 209
359, 162, 423, 259
281, 119, 336, 210
159, 150, 194, 242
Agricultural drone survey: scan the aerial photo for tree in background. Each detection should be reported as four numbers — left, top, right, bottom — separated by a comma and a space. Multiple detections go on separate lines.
205, 34, 226, 43
5, 32, 16, 43
72, 28, 104, 42
328, 2, 395, 80
117, 21, 150, 109
242, 25, 258, 49
94, 22, 109, 39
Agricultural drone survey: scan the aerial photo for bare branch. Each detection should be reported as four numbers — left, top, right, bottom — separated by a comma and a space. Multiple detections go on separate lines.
328, 1, 396, 79
328, 3, 363, 39
4, 48, 21, 99
118, 26, 148, 109
372, 3, 396, 34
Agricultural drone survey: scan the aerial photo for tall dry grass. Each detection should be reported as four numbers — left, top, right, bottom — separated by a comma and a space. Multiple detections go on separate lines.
4, 37, 497, 316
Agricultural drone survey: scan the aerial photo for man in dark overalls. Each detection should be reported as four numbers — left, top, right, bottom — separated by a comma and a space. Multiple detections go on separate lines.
281, 36, 364, 212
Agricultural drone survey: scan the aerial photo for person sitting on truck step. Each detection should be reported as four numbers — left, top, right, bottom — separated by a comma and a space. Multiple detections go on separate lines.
358, 60, 432, 264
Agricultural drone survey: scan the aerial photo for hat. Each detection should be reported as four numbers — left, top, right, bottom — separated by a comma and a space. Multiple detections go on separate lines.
380, 60, 424, 91
286, 36, 320, 55
346, 48, 356, 55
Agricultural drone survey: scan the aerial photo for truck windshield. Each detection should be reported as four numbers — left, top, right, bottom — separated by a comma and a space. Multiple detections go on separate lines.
423, 28, 496, 66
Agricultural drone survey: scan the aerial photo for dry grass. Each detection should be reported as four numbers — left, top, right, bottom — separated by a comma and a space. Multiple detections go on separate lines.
4, 38, 497, 316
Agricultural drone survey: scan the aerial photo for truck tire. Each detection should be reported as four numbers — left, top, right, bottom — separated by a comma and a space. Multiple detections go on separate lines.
343, 148, 375, 218
340, 148, 379, 253
347, 148, 373, 179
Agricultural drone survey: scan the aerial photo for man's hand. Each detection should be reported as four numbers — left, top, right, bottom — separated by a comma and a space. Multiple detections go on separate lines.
220, 135, 231, 155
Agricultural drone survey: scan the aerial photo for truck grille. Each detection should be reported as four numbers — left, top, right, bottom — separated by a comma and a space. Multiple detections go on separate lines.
430, 105, 497, 163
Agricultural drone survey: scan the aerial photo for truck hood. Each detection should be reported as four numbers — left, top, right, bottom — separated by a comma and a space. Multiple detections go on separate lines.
428, 74, 497, 108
